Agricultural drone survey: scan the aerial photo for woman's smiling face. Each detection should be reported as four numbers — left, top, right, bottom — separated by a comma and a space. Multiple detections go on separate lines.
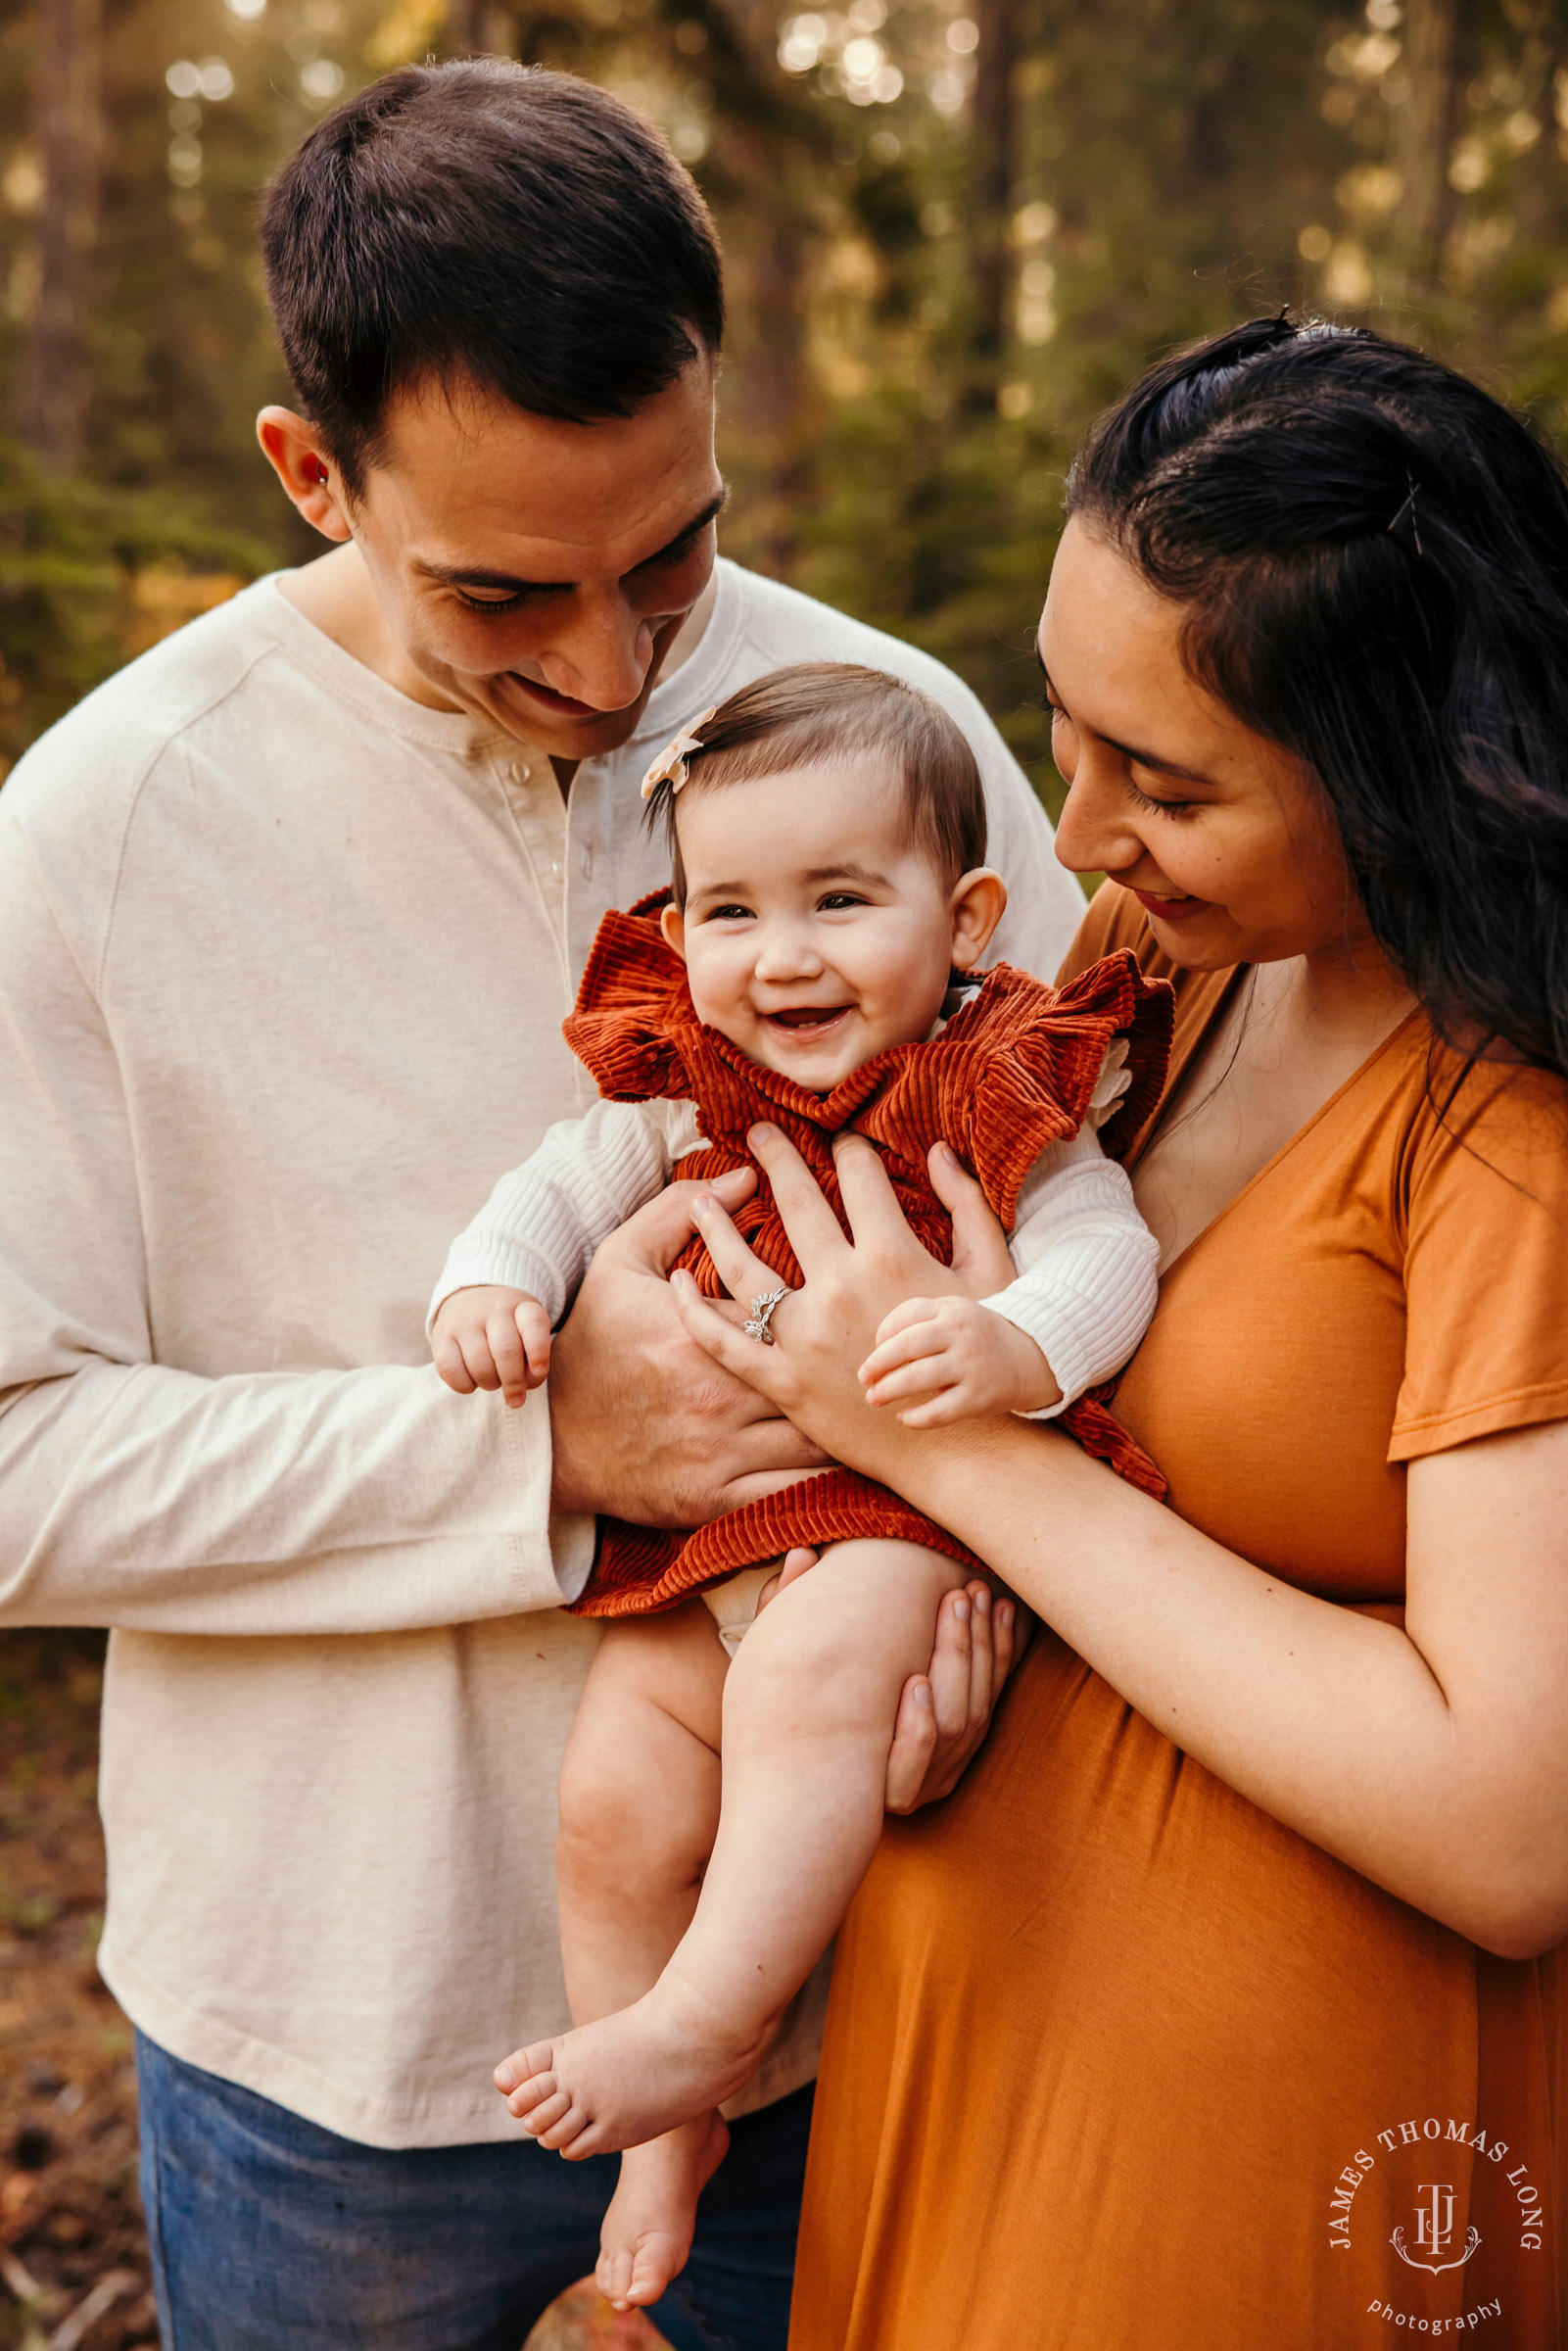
1040, 517, 1362, 970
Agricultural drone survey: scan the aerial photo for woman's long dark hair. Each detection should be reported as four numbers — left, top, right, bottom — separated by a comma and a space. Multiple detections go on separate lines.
1067, 315, 1568, 1080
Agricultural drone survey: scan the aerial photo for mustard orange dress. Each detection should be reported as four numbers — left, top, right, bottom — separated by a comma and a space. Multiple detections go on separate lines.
562, 901, 1172, 1620
789, 885, 1568, 2351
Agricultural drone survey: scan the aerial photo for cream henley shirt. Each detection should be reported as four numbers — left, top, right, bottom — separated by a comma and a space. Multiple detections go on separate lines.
0, 555, 1086, 2147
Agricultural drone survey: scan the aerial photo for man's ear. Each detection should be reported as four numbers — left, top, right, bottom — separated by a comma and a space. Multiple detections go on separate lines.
256, 408, 354, 544
948, 868, 1008, 971
659, 901, 689, 962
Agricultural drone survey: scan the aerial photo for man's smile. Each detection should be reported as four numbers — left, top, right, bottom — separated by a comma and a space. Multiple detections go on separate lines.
504, 674, 623, 720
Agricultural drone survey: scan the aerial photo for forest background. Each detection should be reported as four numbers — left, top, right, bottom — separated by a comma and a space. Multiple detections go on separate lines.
3, 0, 1568, 809
1, 1, 1567, 2347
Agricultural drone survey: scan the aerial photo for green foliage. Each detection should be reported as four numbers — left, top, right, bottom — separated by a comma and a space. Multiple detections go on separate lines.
0, 436, 268, 770
0, 0, 1565, 789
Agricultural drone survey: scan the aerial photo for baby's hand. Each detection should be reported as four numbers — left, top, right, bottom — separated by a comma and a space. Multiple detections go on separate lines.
431, 1286, 552, 1409
858, 1297, 1061, 1429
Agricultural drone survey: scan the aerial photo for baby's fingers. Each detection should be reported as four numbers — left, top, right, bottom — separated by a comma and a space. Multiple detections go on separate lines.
513, 1298, 553, 1390
865, 1362, 955, 1414
871, 1294, 943, 1350
859, 1319, 946, 1391
895, 1388, 974, 1429
432, 1334, 478, 1396
486, 1309, 530, 1407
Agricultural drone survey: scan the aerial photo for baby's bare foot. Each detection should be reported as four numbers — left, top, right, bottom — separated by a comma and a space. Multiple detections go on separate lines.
493, 1976, 770, 2156
595, 2113, 730, 2311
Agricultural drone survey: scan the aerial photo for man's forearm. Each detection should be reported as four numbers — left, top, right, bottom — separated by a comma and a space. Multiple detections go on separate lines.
0, 1356, 576, 1635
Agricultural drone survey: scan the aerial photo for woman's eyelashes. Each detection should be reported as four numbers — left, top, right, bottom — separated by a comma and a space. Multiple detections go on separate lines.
1126, 776, 1197, 820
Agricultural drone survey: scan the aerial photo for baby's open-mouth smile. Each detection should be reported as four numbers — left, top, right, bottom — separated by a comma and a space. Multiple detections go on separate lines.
763, 1004, 855, 1039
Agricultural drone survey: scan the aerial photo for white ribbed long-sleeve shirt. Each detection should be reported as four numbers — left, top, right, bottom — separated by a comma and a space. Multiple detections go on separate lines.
431, 1062, 1160, 1421
0, 557, 1087, 2148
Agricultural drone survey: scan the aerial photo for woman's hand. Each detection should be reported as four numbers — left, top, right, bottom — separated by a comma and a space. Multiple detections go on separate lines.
882, 1580, 1030, 1811
672, 1125, 1015, 1483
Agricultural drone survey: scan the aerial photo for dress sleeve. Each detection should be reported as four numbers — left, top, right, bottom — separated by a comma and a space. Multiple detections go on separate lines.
1390, 1059, 1568, 1461
427, 1097, 701, 1329
979, 1122, 1161, 1419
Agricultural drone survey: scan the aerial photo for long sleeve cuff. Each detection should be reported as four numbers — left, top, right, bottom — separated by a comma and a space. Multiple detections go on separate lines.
427, 1242, 567, 1337
981, 1223, 1160, 1420
548, 1509, 597, 1604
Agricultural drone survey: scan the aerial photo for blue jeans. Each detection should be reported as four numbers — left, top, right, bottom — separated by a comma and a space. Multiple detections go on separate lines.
136, 2035, 811, 2351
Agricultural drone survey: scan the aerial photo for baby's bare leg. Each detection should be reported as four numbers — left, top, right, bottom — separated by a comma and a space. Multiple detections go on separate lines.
498, 1540, 974, 2158
553, 1606, 732, 2312
555, 1604, 727, 2022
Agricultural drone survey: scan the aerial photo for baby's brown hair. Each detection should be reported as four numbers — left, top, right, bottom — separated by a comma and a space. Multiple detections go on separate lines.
643, 661, 987, 906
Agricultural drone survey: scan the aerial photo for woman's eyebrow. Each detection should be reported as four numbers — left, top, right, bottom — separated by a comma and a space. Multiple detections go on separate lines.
1104, 737, 1216, 786
1034, 647, 1216, 788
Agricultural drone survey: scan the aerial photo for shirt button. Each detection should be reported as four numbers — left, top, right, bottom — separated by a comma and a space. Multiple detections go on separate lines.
508, 761, 532, 785
550, 859, 561, 877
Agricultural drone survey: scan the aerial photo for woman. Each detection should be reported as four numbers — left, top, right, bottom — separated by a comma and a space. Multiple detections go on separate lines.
672, 317, 1568, 2348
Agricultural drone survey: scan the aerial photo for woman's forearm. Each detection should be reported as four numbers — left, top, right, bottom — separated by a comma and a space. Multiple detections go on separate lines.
675, 1154, 1568, 1957
902, 1418, 1568, 1957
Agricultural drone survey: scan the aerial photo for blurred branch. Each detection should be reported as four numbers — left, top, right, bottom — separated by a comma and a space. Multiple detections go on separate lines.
1392, 0, 1461, 289
23, 0, 103, 473
970, 0, 1017, 379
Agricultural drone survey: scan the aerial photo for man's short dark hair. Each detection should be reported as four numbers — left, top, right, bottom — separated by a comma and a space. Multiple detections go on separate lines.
260, 62, 725, 493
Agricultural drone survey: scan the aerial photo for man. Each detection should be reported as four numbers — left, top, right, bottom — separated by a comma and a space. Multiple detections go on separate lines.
0, 60, 1084, 2350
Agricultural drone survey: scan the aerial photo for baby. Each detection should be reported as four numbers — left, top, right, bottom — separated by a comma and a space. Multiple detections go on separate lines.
429, 661, 1169, 2313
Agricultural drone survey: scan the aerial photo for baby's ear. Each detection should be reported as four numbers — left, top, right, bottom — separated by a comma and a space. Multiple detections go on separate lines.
948, 868, 1008, 969
659, 901, 689, 962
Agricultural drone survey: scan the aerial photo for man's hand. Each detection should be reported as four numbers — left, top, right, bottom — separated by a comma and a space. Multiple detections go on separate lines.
860, 1296, 1062, 1427
546, 1167, 831, 1526
431, 1286, 552, 1409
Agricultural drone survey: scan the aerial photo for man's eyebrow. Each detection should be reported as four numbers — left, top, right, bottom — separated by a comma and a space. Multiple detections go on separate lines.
1035, 646, 1216, 788
628, 490, 728, 574
412, 490, 729, 597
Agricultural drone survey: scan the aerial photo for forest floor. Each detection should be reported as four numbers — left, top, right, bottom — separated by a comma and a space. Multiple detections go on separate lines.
0, 1630, 662, 2351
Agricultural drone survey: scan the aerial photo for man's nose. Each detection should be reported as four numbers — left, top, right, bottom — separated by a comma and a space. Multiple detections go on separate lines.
535, 597, 652, 713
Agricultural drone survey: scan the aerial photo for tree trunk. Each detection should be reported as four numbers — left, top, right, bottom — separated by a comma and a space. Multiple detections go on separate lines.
23, 0, 103, 474
970, 0, 1017, 371
1392, 0, 1461, 288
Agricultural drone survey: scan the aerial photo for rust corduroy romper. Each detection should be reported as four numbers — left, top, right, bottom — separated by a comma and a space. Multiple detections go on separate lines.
564, 898, 1174, 1621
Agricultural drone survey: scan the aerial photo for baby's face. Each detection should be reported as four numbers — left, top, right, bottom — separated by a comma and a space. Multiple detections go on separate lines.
663, 756, 970, 1091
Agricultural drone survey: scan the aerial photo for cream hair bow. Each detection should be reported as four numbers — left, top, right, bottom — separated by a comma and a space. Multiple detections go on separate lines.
640, 708, 718, 801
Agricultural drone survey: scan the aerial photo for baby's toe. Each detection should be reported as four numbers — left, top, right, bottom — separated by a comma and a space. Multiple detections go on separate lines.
510, 2082, 568, 2132
494, 2036, 556, 2095
628, 2233, 681, 2307
596, 2243, 635, 2310
537, 2098, 594, 2153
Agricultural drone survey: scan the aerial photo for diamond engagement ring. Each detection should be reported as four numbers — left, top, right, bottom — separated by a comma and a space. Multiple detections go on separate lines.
743, 1286, 789, 1345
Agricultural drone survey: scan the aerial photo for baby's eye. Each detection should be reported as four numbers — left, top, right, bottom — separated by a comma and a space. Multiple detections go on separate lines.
704, 902, 754, 923
817, 892, 867, 912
